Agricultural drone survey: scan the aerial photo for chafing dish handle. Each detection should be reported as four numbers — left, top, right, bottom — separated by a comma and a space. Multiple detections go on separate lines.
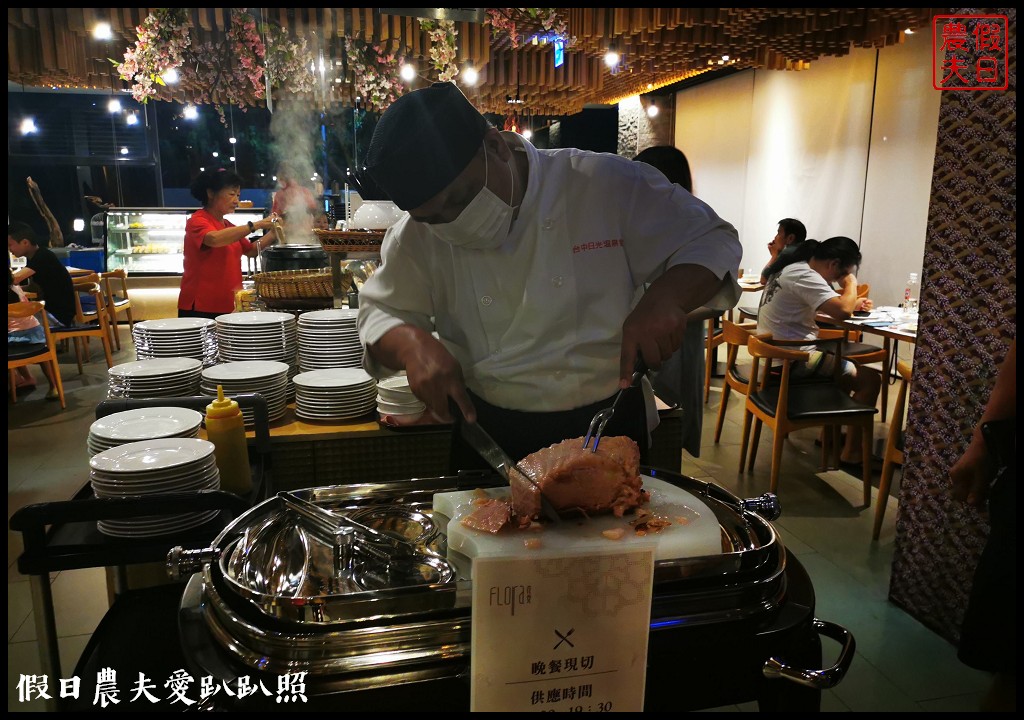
762, 618, 855, 690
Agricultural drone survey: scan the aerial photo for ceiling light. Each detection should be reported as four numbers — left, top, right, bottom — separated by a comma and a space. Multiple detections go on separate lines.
212, 151, 219, 158
647, 101, 659, 118
200, 167, 205, 172
721, 55, 730, 62
107, 98, 121, 113
92, 22, 112, 41
120, 147, 129, 155
400, 63, 417, 82
20, 117, 38, 135
604, 50, 620, 68
125, 112, 138, 126
183, 105, 199, 120
73, 219, 85, 232
229, 156, 236, 162
646, 83, 654, 90
161, 68, 179, 84
462, 64, 479, 87
229, 137, 237, 144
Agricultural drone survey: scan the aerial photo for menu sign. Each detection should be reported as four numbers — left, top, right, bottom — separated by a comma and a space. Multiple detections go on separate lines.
471, 548, 655, 712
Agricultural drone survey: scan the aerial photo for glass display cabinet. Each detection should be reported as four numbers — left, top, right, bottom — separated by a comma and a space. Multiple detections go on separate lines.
103, 208, 267, 275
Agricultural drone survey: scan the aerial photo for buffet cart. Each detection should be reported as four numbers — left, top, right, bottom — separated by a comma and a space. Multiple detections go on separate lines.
171, 468, 854, 712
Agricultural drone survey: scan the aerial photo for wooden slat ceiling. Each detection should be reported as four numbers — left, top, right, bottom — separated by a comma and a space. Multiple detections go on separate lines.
8, 7, 942, 116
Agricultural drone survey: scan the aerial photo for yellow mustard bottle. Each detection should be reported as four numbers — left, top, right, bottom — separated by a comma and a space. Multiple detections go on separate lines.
205, 385, 252, 495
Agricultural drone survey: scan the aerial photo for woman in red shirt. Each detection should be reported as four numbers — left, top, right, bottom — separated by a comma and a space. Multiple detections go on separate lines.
178, 169, 280, 319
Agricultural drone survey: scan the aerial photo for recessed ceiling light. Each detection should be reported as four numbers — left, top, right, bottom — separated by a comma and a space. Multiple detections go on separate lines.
93, 22, 112, 41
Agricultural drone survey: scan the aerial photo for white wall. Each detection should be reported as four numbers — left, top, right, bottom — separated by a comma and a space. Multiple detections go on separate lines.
673, 71, 754, 241
673, 31, 940, 306
860, 32, 942, 307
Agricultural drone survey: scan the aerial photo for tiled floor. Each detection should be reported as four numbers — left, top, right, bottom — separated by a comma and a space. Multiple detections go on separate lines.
7, 333, 992, 712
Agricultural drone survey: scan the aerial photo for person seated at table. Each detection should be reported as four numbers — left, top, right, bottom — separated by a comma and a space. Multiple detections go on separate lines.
760, 218, 807, 284
313, 209, 331, 231
7, 221, 76, 329
8, 264, 60, 398
757, 236, 879, 467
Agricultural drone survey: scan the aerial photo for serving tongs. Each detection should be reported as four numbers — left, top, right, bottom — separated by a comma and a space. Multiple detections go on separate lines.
583, 357, 648, 452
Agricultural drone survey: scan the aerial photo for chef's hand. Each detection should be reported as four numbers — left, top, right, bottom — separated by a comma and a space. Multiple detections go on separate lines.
619, 298, 688, 388
619, 265, 721, 388
375, 325, 476, 423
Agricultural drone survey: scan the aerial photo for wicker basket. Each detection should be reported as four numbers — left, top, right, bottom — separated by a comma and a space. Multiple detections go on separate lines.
254, 268, 333, 300
315, 229, 385, 254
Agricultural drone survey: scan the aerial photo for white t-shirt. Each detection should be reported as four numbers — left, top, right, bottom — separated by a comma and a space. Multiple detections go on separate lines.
358, 133, 742, 412
757, 262, 837, 349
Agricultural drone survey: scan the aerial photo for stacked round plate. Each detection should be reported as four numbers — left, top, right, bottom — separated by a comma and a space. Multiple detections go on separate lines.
201, 361, 290, 426
107, 357, 203, 399
217, 311, 299, 398
89, 438, 221, 538
133, 317, 219, 366
293, 368, 377, 421
87, 407, 203, 457
376, 375, 427, 422
297, 309, 363, 371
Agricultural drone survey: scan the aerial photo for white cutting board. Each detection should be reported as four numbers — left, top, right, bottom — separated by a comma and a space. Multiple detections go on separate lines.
433, 476, 722, 563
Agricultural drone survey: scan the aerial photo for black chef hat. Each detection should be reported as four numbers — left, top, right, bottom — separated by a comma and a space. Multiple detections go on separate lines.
365, 82, 491, 211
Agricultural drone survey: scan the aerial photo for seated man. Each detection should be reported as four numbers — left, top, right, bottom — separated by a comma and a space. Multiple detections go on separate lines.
8, 221, 76, 329
757, 236, 880, 467
760, 217, 807, 284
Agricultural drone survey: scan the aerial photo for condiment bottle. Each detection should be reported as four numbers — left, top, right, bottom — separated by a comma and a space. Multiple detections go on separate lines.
205, 385, 252, 495
903, 272, 920, 313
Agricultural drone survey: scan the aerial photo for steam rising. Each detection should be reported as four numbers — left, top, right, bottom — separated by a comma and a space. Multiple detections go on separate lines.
270, 96, 318, 244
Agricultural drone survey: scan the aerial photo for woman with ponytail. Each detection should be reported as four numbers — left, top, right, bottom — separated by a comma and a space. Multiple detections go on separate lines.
757, 236, 880, 466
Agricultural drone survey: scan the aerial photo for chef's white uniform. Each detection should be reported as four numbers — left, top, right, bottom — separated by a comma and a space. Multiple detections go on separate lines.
358, 133, 742, 413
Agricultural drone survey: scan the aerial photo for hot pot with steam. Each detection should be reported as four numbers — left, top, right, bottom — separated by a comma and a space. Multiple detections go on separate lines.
170, 468, 854, 711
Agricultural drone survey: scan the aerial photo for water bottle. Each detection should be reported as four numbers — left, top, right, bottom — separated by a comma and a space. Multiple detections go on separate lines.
204, 385, 252, 495
903, 273, 920, 313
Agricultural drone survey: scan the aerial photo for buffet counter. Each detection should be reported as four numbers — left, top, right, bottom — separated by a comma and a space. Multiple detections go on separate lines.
234, 404, 685, 492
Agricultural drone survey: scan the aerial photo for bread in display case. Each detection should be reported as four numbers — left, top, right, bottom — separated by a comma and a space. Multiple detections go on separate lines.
104, 208, 267, 275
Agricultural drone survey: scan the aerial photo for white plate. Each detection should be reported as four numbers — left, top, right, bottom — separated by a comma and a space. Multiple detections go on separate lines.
136, 318, 216, 332
299, 309, 359, 323
109, 358, 203, 378
91, 469, 219, 494
97, 510, 220, 538
89, 407, 203, 441
216, 311, 296, 326
293, 368, 374, 389
90, 455, 217, 483
203, 361, 290, 382
90, 438, 215, 474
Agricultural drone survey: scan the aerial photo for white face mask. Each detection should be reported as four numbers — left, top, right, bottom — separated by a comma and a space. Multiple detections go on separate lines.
429, 145, 516, 250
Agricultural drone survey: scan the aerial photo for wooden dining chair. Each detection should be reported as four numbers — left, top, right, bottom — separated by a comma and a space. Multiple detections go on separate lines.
703, 312, 726, 403
713, 319, 761, 443
52, 281, 115, 374
873, 360, 912, 540
99, 269, 135, 351
8, 301, 66, 409
739, 335, 877, 504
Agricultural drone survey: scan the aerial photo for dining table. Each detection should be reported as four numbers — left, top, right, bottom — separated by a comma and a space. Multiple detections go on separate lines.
816, 306, 918, 422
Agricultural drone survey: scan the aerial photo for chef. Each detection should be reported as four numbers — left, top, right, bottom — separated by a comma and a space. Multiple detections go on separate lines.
357, 82, 741, 465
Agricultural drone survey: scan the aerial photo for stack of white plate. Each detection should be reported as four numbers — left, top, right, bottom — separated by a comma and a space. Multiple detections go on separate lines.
376, 375, 427, 422
133, 317, 219, 366
297, 309, 363, 371
89, 438, 221, 538
107, 357, 203, 399
201, 361, 290, 426
217, 311, 299, 398
293, 368, 377, 421
87, 407, 203, 457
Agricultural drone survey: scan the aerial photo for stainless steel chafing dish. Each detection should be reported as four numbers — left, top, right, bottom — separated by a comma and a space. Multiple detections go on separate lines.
171, 469, 854, 711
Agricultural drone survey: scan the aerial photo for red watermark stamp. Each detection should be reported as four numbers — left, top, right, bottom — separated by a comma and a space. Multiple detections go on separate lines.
932, 14, 1009, 91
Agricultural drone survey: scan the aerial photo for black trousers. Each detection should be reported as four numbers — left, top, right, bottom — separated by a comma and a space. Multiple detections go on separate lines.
449, 387, 650, 473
